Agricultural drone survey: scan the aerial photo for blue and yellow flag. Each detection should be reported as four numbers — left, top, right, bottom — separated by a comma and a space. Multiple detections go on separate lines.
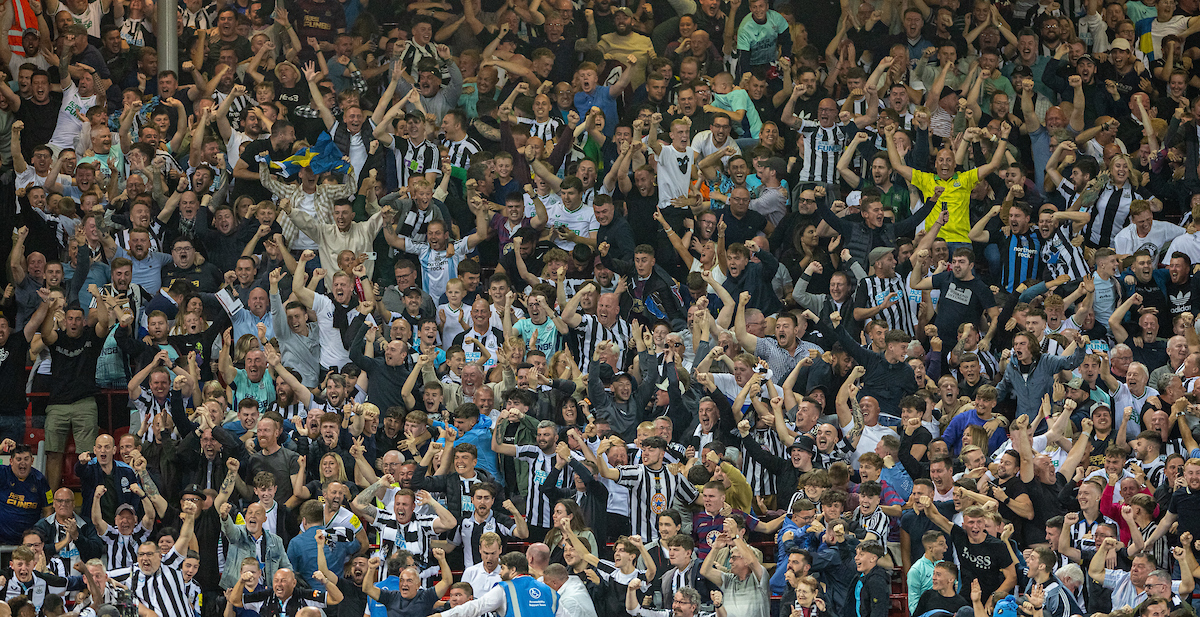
256, 131, 351, 178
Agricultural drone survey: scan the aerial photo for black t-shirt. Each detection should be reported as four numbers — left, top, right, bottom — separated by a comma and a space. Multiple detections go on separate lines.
958, 376, 990, 400
913, 590, 970, 616
719, 209, 769, 246
1131, 276, 1170, 332
930, 272, 996, 338
1166, 275, 1200, 316
949, 524, 1013, 599
1131, 338, 1168, 372
620, 188, 660, 249
163, 262, 224, 293
48, 328, 105, 405
15, 94, 63, 159
993, 476, 1030, 539
238, 139, 294, 204
899, 425, 931, 477
0, 331, 30, 414
274, 82, 311, 117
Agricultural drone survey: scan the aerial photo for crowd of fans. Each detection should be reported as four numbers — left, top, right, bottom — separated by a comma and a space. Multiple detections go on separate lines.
6, 0, 1200, 616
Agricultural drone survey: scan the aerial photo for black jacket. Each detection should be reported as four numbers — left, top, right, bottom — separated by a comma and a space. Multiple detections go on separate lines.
601, 254, 686, 331
413, 466, 497, 522
848, 564, 891, 617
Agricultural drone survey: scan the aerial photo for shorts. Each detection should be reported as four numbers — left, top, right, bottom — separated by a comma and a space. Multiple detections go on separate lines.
45, 398, 99, 452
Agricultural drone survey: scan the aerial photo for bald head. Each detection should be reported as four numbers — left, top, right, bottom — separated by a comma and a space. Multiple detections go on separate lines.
526, 542, 550, 568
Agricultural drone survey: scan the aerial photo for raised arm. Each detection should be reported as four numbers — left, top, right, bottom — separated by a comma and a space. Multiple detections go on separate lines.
884, 124, 914, 182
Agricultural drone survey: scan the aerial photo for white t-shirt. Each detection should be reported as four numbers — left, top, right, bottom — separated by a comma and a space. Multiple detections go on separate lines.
437, 302, 470, 346
523, 191, 563, 218
1113, 220, 1186, 262
655, 145, 696, 207
69, 1, 104, 37
691, 131, 740, 164
50, 84, 97, 149
544, 202, 599, 250
311, 294, 377, 369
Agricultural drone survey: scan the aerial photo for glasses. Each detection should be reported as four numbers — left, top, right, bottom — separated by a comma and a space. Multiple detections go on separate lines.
798, 198, 816, 204
182, 496, 202, 503
137, 551, 158, 557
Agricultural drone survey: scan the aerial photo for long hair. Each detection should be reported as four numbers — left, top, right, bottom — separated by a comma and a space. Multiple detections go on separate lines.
544, 498, 591, 549
318, 452, 350, 486
1013, 330, 1042, 365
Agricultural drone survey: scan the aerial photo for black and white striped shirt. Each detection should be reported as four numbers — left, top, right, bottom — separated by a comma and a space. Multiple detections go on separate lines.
1040, 222, 1091, 281
741, 428, 784, 496
515, 445, 569, 529
3, 571, 76, 612
528, 117, 564, 143
1085, 182, 1142, 248
398, 41, 441, 81
571, 314, 631, 375
853, 274, 918, 336
796, 120, 846, 184
102, 523, 150, 570
130, 388, 169, 442
1142, 456, 1166, 488
1056, 178, 1079, 209
213, 90, 251, 132
853, 506, 891, 542
444, 137, 481, 169
616, 464, 700, 542
456, 512, 519, 568
178, 5, 216, 30
126, 548, 195, 617
243, 587, 328, 617
369, 505, 437, 568
393, 139, 440, 188
270, 400, 306, 427
1068, 513, 1115, 553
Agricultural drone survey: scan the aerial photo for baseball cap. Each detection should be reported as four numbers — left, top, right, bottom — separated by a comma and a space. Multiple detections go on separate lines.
868, 247, 894, 266
1076, 54, 1095, 65
1066, 376, 1090, 391
614, 6, 634, 17
789, 434, 818, 460
181, 483, 205, 499
116, 503, 137, 516
417, 57, 440, 75
1109, 38, 1131, 51
939, 86, 958, 100
763, 157, 787, 179
22, 28, 38, 38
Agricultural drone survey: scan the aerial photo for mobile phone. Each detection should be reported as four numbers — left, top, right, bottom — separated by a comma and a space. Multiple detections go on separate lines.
364, 252, 377, 260
940, 201, 947, 213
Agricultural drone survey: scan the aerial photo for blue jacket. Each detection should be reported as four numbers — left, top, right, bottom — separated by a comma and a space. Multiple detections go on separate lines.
285, 525, 362, 591
996, 345, 1086, 420
74, 460, 141, 522
455, 414, 501, 481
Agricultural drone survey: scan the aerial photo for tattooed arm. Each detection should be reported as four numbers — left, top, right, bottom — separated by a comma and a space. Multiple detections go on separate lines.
214, 457, 241, 514
131, 453, 169, 517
